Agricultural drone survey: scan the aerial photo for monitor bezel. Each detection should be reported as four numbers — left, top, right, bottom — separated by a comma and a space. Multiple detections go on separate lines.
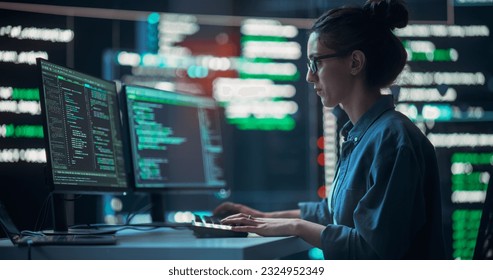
37, 58, 131, 195
120, 84, 228, 194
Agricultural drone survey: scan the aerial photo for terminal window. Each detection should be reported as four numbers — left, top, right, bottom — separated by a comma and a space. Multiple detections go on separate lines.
125, 85, 226, 189
39, 60, 127, 189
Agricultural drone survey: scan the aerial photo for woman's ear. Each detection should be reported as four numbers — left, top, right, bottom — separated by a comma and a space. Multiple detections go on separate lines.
350, 50, 366, 76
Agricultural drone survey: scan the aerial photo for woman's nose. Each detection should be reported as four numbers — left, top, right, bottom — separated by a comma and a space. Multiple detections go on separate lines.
306, 69, 316, 83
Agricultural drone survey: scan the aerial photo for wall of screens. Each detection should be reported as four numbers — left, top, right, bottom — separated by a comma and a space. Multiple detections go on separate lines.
396, 6, 493, 259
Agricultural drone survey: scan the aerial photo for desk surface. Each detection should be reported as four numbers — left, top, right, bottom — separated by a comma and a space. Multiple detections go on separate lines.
0, 227, 312, 260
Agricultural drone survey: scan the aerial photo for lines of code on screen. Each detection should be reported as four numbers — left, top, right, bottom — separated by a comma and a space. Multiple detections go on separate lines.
39, 60, 127, 189
125, 85, 226, 189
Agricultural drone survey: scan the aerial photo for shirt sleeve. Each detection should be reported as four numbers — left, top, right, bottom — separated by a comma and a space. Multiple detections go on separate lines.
298, 199, 332, 225
321, 146, 427, 259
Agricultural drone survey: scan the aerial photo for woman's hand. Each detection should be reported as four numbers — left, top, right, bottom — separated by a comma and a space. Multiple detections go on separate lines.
221, 213, 325, 248
213, 202, 267, 218
214, 202, 301, 219
221, 213, 300, 236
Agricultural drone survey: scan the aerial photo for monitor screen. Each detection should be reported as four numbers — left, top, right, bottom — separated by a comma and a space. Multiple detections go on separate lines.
37, 58, 129, 194
122, 85, 226, 192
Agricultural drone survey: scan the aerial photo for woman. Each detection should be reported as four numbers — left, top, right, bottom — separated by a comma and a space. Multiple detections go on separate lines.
218, 0, 446, 259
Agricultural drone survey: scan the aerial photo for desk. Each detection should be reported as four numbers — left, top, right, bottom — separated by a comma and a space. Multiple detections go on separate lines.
0, 228, 312, 260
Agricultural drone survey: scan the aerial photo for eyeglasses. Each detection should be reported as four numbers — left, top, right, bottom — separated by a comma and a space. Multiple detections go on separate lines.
307, 51, 350, 74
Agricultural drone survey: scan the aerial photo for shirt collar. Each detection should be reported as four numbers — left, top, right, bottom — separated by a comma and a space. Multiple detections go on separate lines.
340, 95, 395, 143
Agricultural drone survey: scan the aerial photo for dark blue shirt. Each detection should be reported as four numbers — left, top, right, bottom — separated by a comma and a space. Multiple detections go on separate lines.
299, 95, 446, 259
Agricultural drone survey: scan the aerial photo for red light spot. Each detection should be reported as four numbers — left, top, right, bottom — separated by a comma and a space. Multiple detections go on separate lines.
317, 153, 324, 166
317, 136, 324, 149
317, 185, 326, 198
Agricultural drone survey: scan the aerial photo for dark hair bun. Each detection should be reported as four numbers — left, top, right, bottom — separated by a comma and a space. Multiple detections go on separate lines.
363, 0, 408, 29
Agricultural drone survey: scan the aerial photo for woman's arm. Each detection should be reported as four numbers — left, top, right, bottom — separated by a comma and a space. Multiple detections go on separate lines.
214, 202, 300, 219
221, 213, 325, 248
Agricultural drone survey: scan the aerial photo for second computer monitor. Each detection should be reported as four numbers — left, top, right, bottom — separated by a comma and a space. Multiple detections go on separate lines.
122, 85, 226, 192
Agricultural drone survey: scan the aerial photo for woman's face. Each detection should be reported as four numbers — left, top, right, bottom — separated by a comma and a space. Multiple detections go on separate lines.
306, 32, 352, 108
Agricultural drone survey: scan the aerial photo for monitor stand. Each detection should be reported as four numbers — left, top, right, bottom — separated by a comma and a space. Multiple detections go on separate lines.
43, 193, 117, 235
132, 194, 172, 227
150, 194, 166, 223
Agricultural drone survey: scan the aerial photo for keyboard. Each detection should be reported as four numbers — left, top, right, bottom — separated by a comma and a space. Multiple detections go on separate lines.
191, 215, 248, 238
15, 234, 117, 246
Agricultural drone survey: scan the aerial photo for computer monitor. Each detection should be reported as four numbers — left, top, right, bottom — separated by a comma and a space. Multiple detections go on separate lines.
37, 58, 130, 233
121, 85, 227, 222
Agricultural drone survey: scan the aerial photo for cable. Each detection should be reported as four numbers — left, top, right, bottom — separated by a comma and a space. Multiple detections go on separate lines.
125, 203, 153, 225
26, 239, 33, 260
34, 193, 53, 232
35, 193, 82, 231
123, 194, 148, 225
20, 230, 45, 237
